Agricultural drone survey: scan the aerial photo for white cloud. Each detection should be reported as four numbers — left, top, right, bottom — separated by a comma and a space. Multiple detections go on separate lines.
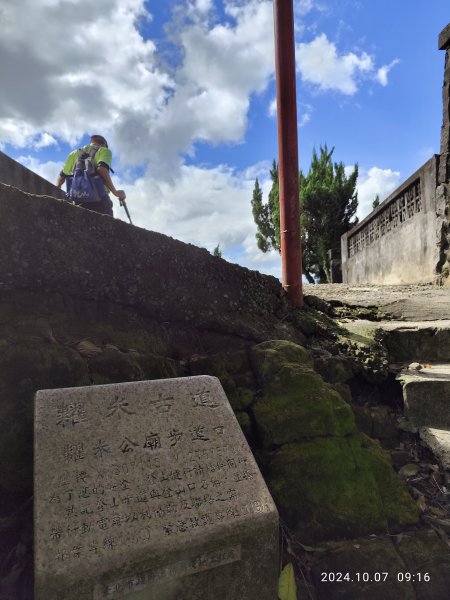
17, 155, 63, 185
0, 119, 37, 150
297, 33, 377, 95
375, 59, 400, 86
299, 112, 311, 127
269, 99, 312, 127
33, 133, 58, 150
295, 0, 316, 15
186, 0, 214, 24
192, 0, 213, 13
242, 160, 273, 181
240, 233, 281, 276
0, 0, 275, 178
268, 98, 277, 117
0, 0, 172, 150
355, 166, 401, 220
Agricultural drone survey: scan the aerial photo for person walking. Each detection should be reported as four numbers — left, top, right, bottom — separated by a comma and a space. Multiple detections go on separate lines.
56, 134, 126, 216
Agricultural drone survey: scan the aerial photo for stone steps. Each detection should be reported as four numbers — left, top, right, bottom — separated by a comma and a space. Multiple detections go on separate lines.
338, 314, 450, 474
341, 318, 450, 363
397, 364, 450, 472
398, 364, 450, 428
419, 427, 450, 470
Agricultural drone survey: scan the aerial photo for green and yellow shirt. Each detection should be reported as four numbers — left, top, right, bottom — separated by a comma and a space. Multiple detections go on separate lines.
61, 145, 113, 193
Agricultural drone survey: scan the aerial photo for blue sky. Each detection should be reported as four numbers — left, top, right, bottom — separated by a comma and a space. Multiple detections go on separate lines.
0, 0, 448, 279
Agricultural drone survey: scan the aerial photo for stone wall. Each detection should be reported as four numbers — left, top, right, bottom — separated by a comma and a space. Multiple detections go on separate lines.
0, 181, 313, 511
0, 150, 65, 199
341, 156, 443, 284
436, 25, 450, 283
0, 183, 306, 347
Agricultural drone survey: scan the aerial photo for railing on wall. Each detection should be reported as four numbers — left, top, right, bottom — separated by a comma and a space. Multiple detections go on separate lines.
348, 178, 422, 257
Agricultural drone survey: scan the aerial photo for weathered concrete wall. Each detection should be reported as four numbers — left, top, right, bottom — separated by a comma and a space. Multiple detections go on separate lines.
0, 182, 307, 345
341, 156, 443, 285
0, 150, 66, 198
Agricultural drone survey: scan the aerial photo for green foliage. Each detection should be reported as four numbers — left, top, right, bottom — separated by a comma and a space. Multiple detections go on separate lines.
372, 194, 380, 209
251, 146, 359, 283
251, 165, 280, 252
213, 243, 222, 258
278, 563, 297, 600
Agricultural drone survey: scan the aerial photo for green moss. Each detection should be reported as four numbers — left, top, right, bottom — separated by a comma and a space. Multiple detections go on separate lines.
189, 350, 252, 393
135, 353, 181, 380
358, 434, 420, 528
235, 411, 252, 438
99, 327, 171, 355
88, 349, 145, 384
0, 341, 90, 494
254, 368, 355, 446
188, 350, 255, 399
0, 341, 90, 393
265, 434, 418, 544
228, 387, 255, 412
249, 340, 355, 446
314, 356, 354, 384
88, 349, 181, 385
190, 350, 249, 377
250, 340, 314, 383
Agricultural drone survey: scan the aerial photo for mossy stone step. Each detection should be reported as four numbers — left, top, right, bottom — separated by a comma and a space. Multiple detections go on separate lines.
398, 364, 450, 428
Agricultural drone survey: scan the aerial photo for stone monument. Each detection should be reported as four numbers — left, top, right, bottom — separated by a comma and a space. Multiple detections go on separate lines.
34, 376, 279, 600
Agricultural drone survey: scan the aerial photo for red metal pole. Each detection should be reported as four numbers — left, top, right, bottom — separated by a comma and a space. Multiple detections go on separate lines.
273, 0, 303, 306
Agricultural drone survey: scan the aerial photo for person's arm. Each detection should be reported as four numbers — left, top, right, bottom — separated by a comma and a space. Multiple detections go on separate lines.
57, 151, 75, 188
97, 165, 126, 201
56, 173, 65, 188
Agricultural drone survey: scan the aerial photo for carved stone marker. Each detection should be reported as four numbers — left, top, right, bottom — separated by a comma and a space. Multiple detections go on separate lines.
34, 376, 279, 600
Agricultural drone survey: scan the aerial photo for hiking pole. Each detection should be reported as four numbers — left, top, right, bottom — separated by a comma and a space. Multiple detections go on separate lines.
120, 198, 133, 224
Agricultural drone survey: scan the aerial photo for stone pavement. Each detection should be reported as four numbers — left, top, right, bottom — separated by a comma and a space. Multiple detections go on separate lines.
304, 283, 450, 321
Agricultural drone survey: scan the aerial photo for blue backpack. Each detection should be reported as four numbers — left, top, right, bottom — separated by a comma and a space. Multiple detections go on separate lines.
65, 146, 106, 203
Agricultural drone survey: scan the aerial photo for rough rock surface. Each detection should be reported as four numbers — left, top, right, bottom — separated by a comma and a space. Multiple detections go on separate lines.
305, 283, 450, 321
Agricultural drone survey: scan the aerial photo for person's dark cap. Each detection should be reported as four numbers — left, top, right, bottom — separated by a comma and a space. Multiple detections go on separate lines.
90, 134, 108, 147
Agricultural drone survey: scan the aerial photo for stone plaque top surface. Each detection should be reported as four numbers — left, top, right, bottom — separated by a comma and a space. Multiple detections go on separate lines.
34, 376, 277, 594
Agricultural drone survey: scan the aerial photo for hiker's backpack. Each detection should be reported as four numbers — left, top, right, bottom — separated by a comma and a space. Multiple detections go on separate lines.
65, 146, 106, 203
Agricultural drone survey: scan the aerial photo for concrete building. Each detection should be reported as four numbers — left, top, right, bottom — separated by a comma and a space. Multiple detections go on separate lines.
342, 23, 450, 285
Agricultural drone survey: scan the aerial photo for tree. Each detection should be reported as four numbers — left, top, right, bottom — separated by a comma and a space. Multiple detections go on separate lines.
251, 146, 359, 283
372, 194, 380, 209
212, 244, 222, 258
251, 167, 279, 252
